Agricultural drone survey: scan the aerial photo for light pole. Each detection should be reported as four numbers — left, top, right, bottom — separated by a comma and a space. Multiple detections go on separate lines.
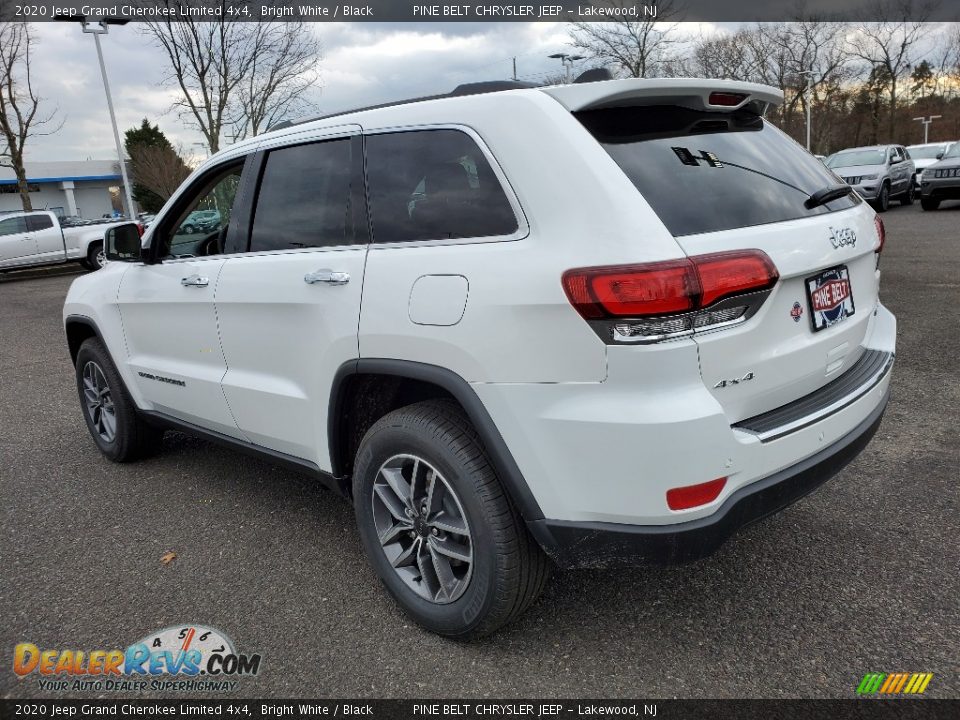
548, 53, 586, 84
799, 70, 814, 152
912, 115, 942, 144
57, 16, 136, 219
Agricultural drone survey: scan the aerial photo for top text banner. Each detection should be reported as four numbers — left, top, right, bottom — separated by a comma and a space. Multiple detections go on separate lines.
4, 0, 960, 22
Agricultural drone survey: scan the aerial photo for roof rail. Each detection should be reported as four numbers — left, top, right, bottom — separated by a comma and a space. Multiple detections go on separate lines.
266, 80, 539, 133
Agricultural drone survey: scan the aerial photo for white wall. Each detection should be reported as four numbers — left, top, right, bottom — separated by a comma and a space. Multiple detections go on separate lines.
0, 181, 118, 218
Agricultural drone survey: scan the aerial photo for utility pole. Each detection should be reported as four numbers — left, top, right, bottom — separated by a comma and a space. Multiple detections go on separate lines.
912, 115, 942, 144
55, 16, 137, 218
512, 57, 517, 81
548, 53, 585, 84
799, 70, 814, 152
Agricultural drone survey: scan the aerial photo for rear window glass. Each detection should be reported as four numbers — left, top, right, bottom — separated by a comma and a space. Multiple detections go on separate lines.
26, 214, 54, 231
366, 129, 518, 243
577, 106, 859, 237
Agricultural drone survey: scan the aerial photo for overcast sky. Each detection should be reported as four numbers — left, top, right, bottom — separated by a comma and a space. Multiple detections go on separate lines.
26, 21, 733, 164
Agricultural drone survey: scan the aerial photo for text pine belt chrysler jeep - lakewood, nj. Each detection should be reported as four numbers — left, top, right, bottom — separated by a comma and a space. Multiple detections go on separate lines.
63, 77, 896, 638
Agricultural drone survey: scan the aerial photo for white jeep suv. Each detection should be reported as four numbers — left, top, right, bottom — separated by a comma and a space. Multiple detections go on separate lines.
63, 78, 896, 638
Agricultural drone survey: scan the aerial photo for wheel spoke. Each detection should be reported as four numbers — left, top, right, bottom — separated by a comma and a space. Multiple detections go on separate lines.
378, 520, 411, 546
429, 535, 471, 563
380, 466, 412, 510
416, 542, 441, 599
100, 409, 116, 439
373, 482, 409, 523
429, 544, 460, 599
390, 538, 419, 569
429, 510, 468, 536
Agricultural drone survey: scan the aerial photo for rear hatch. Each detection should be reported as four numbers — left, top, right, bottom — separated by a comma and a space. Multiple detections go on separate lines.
557, 80, 882, 422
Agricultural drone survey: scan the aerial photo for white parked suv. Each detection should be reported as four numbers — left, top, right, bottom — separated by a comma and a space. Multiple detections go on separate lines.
63, 78, 896, 637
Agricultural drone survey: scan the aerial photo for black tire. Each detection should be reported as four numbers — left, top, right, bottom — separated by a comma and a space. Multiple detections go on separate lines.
921, 197, 940, 211
182, 224, 195, 235
352, 399, 550, 639
900, 179, 915, 205
75, 338, 164, 462
82, 241, 106, 271
873, 182, 890, 213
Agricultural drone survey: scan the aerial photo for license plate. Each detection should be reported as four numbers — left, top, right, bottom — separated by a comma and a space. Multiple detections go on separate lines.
805, 265, 855, 332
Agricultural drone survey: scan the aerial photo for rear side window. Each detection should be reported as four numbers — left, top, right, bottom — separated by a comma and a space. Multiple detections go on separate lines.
577, 106, 859, 237
26, 214, 54, 231
366, 129, 518, 243
250, 138, 352, 252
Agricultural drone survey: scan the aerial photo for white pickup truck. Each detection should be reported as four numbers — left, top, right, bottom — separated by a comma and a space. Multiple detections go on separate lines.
0, 210, 136, 273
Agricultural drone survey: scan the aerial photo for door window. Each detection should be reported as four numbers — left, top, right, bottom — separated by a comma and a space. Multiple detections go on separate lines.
159, 163, 244, 259
0, 216, 27, 236
26, 214, 54, 231
365, 129, 519, 243
249, 138, 353, 252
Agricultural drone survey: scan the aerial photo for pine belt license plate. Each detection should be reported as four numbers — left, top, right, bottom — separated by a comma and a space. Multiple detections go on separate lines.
806, 265, 855, 332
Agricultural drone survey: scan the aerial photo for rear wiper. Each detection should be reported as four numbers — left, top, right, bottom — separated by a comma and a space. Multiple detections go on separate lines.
805, 184, 854, 209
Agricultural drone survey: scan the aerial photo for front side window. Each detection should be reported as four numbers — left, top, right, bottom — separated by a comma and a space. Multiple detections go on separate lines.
249, 138, 353, 252
161, 164, 243, 259
0, 216, 27, 237
366, 129, 519, 243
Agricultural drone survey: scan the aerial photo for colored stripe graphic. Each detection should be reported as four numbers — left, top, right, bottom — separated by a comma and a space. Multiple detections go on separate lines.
857, 672, 933, 695
857, 673, 886, 694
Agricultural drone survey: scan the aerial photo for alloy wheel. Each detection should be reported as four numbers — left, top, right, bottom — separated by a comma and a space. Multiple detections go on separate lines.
371, 454, 473, 604
82, 361, 117, 442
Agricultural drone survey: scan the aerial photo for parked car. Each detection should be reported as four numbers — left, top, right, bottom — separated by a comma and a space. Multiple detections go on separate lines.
907, 141, 954, 189
177, 209, 220, 235
825, 144, 916, 212
0, 210, 138, 272
63, 78, 895, 637
919, 142, 960, 210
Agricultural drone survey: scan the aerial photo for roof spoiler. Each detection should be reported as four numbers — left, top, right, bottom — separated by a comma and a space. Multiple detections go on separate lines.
542, 78, 783, 115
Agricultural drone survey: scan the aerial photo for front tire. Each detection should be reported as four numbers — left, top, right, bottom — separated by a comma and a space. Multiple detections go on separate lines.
75, 338, 163, 462
353, 400, 550, 638
900, 179, 915, 205
921, 197, 940, 211
873, 182, 890, 212
81, 241, 106, 271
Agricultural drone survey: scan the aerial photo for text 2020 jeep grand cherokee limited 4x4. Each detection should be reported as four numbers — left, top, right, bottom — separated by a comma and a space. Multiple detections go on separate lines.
63, 78, 896, 638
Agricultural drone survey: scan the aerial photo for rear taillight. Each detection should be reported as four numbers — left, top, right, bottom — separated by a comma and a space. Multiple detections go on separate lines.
137, 223, 145, 237
666, 477, 727, 511
874, 216, 885, 253
563, 250, 778, 343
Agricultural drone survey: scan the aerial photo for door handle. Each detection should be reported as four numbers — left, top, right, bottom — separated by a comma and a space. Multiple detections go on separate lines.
304, 269, 350, 286
181, 274, 209, 287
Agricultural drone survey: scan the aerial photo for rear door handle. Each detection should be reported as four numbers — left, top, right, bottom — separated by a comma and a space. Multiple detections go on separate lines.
304, 269, 350, 286
181, 274, 209, 287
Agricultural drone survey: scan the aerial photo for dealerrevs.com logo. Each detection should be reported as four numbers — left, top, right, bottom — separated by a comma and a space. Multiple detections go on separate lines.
13, 625, 261, 693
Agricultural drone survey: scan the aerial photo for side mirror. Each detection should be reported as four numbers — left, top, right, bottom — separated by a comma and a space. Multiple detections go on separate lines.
105, 223, 143, 262
936, 151, 944, 160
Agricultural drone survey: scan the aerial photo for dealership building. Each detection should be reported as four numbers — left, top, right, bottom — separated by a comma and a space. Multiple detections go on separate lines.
0, 160, 129, 218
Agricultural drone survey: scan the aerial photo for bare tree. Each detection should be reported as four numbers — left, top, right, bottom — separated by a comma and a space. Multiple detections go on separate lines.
144, 3, 321, 153
847, 0, 937, 141
128, 144, 192, 203
229, 24, 321, 140
569, 0, 684, 78
0, 23, 61, 212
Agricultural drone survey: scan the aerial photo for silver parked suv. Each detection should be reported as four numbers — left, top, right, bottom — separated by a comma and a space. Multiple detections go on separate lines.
826, 145, 916, 212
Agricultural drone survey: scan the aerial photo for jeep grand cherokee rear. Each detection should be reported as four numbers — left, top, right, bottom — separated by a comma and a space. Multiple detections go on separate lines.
65, 78, 894, 638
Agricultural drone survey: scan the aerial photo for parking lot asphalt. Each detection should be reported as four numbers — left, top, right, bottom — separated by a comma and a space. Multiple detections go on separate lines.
1, 202, 958, 700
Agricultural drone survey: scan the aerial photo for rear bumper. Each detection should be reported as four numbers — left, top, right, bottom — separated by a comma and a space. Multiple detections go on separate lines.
529, 393, 888, 568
